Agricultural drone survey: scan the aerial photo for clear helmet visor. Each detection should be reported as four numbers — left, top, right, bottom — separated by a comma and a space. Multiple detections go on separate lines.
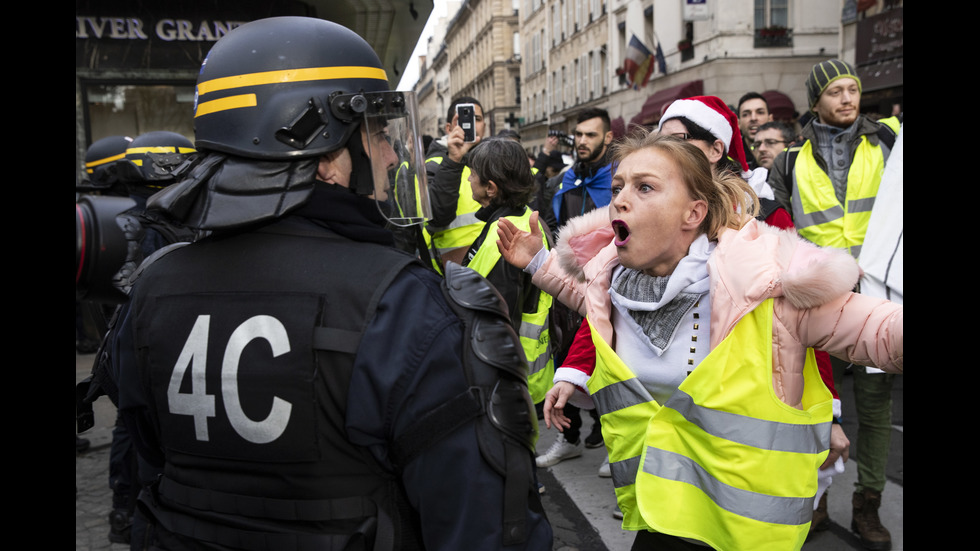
357, 91, 432, 228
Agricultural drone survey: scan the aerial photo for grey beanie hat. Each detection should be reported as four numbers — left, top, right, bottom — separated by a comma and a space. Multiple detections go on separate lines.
806, 59, 862, 108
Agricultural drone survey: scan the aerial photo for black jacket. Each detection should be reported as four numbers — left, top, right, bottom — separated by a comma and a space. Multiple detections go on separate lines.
106, 183, 553, 550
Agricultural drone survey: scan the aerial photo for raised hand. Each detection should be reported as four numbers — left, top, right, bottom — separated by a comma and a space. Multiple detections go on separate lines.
496, 210, 545, 269
447, 113, 480, 163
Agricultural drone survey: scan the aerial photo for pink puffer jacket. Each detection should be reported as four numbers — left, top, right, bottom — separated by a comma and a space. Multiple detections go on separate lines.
532, 208, 903, 409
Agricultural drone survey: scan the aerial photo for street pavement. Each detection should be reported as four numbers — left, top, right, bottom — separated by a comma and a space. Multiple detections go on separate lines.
76, 351, 902, 550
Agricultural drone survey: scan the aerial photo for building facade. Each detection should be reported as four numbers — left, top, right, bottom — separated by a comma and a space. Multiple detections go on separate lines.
412, 0, 902, 155
437, 0, 524, 138
75, 0, 430, 184
413, 1, 462, 140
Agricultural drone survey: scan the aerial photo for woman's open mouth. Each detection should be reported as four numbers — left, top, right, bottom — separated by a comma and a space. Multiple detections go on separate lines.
612, 219, 630, 246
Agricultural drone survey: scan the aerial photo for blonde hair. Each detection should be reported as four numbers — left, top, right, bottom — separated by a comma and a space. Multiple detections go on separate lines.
610, 130, 758, 240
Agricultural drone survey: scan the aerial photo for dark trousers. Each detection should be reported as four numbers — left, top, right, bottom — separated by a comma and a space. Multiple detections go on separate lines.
631, 531, 709, 550
560, 405, 599, 443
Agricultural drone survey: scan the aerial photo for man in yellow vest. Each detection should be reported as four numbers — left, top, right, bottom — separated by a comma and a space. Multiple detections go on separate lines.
768, 59, 900, 551
424, 97, 488, 268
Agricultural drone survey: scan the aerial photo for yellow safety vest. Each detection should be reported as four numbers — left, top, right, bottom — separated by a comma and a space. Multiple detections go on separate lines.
465, 207, 555, 404
424, 156, 484, 257
588, 299, 832, 550
790, 136, 883, 258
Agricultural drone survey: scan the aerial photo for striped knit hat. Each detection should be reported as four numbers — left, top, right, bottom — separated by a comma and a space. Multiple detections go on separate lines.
806, 59, 862, 108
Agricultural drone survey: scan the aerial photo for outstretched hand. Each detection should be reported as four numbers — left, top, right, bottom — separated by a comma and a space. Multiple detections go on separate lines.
496, 210, 545, 269
542, 381, 577, 431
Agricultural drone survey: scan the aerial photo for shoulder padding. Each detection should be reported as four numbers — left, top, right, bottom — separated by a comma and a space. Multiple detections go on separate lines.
442, 261, 510, 319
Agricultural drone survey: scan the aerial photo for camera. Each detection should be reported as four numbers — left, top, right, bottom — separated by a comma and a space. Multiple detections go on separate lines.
75, 195, 136, 304
548, 129, 574, 148
456, 103, 477, 142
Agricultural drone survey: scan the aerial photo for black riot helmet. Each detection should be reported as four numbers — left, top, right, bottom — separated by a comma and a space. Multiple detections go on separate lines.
81, 135, 133, 193
121, 131, 197, 186
190, 16, 431, 227
194, 16, 390, 161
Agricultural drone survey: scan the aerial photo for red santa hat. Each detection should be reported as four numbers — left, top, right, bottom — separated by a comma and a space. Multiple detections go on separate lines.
660, 95, 749, 172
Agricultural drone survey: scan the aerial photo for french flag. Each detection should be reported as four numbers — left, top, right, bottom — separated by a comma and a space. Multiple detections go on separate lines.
621, 35, 655, 89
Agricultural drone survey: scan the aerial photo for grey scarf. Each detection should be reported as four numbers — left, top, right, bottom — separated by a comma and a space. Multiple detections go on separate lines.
607, 234, 714, 351
610, 269, 703, 350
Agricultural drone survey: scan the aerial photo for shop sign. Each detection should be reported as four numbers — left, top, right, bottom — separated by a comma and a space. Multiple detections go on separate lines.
76, 16, 248, 43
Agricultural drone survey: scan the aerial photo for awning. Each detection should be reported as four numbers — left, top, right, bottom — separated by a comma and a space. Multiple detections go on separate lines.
761, 90, 797, 121
611, 116, 626, 140
856, 57, 903, 92
629, 80, 704, 128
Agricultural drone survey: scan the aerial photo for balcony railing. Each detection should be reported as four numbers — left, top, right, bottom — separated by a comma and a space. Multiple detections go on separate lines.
754, 26, 793, 48
678, 39, 694, 62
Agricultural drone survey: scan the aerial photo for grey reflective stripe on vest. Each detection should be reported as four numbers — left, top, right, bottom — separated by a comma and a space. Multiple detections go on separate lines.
592, 378, 653, 490
518, 317, 545, 341
790, 160, 876, 230
432, 212, 482, 254
527, 352, 550, 377
849, 196, 876, 213
518, 319, 550, 376
665, 390, 831, 454
643, 447, 815, 525
443, 212, 480, 231
591, 377, 654, 414
610, 455, 642, 489
790, 182, 843, 230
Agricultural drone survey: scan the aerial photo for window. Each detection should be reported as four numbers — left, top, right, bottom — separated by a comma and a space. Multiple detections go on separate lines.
617, 21, 628, 88
529, 32, 539, 75
644, 4, 654, 52
562, 65, 569, 109
754, 0, 792, 47
539, 29, 545, 71
680, 21, 695, 62
563, 0, 570, 40
85, 83, 195, 144
592, 49, 602, 98
551, 71, 557, 113
754, 0, 788, 28
552, 4, 560, 45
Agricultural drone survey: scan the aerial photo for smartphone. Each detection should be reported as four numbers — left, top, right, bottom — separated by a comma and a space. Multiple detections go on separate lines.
456, 103, 477, 142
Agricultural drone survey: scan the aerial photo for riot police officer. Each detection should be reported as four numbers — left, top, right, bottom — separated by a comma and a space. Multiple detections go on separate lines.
99, 16, 551, 550
103, 130, 200, 545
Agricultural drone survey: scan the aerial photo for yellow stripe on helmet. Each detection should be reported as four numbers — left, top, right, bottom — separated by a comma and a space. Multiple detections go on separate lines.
126, 146, 197, 154
85, 152, 126, 169
197, 66, 388, 96
195, 94, 258, 117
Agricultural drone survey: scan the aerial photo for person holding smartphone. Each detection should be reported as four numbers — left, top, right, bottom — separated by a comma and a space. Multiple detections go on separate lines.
424, 97, 488, 268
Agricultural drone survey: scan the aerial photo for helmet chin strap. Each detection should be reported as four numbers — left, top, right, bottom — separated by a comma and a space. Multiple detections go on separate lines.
344, 125, 376, 197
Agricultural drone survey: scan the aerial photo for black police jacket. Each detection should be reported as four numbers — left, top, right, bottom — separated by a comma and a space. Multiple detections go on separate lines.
106, 187, 552, 550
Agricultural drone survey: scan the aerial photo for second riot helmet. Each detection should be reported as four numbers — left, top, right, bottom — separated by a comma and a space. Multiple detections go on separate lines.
121, 131, 197, 185
81, 135, 133, 193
